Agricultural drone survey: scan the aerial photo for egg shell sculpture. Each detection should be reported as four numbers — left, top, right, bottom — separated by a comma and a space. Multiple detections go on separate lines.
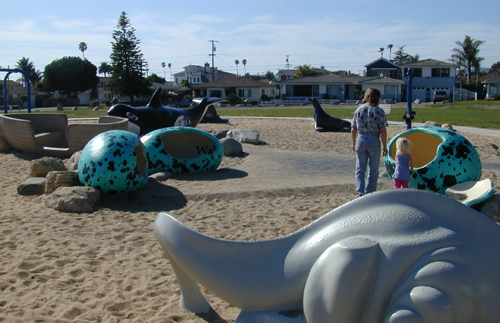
78, 130, 148, 195
384, 126, 481, 194
141, 127, 224, 174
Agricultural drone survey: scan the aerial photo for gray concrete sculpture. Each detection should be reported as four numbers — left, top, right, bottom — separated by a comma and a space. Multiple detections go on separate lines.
154, 189, 500, 322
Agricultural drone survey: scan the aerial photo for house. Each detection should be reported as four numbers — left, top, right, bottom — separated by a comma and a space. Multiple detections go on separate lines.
192, 75, 278, 101
278, 73, 405, 102
0, 79, 47, 108
479, 70, 500, 99
173, 64, 236, 86
400, 59, 457, 102
365, 58, 400, 79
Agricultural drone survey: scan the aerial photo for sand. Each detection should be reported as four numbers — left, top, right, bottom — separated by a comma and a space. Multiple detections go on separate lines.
0, 117, 499, 322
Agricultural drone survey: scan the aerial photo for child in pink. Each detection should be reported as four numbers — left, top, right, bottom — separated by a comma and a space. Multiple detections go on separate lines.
393, 137, 413, 188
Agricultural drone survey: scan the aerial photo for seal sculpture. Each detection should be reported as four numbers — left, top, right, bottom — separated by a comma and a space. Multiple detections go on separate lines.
154, 189, 500, 322
311, 98, 351, 132
384, 126, 481, 194
107, 88, 226, 133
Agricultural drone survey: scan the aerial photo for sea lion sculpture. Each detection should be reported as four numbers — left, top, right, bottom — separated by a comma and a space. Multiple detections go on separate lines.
312, 98, 351, 132
107, 88, 226, 133
154, 189, 500, 322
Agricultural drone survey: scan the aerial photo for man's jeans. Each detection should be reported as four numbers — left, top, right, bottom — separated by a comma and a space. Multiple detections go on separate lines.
355, 135, 381, 196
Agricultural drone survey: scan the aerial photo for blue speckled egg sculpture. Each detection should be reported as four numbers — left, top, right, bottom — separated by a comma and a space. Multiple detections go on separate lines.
384, 126, 481, 194
78, 130, 148, 195
141, 127, 224, 174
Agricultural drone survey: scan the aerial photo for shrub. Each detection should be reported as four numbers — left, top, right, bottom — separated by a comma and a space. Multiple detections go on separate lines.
260, 94, 270, 102
227, 93, 242, 105
322, 93, 331, 99
90, 99, 100, 107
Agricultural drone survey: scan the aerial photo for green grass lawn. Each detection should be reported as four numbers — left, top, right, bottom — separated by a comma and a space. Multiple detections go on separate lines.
8, 100, 500, 129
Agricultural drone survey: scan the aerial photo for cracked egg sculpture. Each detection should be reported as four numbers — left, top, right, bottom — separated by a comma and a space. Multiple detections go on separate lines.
384, 126, 481, 194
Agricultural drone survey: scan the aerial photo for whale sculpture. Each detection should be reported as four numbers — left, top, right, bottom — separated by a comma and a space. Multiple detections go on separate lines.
107, 88, 227, 133
311, 98, 351, 132
154, 189, 500, 322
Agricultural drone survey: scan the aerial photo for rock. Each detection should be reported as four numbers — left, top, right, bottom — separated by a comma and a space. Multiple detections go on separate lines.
67, 151, 82, 171
497, 149, 500, 157
480, 194, 500, 223
424, 121, 442, 127
72, 106, 78, 111
211, 130, 228, 139
56, 103, 64, 111
45, 171, 81, 194
414, 99, 421, 104
29, 157, 67, 177
150, 172, 171, 182
17, 177, 46, 196
220, 138, 243, 156
45, 186, 101, 213
442, 123, 454, 130
227, 129, 260, 144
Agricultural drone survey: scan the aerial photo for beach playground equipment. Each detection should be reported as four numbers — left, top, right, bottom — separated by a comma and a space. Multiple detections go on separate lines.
384, 126, 481, 194
107, 88, 227, 133
0, 114, 137, 158
141, 127, 223, 174
445, 179, 496, 206
78, 130, 148, 195
154, 189, 500, 322
311, 98, 351, 132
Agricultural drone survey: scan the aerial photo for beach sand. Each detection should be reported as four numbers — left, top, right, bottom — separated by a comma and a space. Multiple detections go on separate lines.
0, 117, 499, 322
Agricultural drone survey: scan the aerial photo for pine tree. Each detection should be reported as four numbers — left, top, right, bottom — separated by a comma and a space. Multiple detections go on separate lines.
109, 11, 151, 103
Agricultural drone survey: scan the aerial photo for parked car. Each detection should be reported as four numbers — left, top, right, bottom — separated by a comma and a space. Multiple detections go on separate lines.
433, 90, 448, 103
174, 98, 194, 108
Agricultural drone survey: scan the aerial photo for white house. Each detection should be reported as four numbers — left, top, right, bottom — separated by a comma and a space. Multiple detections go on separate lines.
480, 70, 500, 99
401, 59, 458, 102
193, 75, 278, 101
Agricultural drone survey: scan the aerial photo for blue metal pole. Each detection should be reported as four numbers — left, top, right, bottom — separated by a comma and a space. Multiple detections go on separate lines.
1, 68, 32, 113
405, 68, 414, 129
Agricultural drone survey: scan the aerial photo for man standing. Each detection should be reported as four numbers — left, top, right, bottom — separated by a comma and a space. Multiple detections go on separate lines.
351, 88, 388, 197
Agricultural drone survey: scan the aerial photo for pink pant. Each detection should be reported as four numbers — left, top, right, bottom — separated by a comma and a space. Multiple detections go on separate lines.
393, 178, 409, 189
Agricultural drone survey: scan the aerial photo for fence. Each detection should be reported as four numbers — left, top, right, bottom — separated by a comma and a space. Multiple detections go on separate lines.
453, 88, 476, 102
260, 99, 341, 106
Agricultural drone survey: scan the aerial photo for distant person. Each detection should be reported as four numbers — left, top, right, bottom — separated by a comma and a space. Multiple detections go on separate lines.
393, 137, 414, 189
351, 88, 388, 197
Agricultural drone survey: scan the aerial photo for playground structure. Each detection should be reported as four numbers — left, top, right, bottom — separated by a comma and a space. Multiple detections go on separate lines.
1, 68, 32, 113
154, 189, 500, 322
0, 114, 137, 157
311, 98, 351, 132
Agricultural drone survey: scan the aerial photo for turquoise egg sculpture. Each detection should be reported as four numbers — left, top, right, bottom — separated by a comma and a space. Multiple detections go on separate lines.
384, 126, 481, 194
141, 127, 224, 174
78, 130, 148, 195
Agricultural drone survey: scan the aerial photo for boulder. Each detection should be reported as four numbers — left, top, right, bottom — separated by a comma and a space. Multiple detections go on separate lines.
424, 121, 442, 127
227, 129, 260, 144
442, 123, 454, 130
29, 157, 67, 177
211, 130, 228, 140
45, 186, 101, 213
67, 151, 82, 171
220, 137, 243, 156
18, 177, 46, 196
45, 171, 81, 194
480, 194, 500, 223
56, 103, 64, 111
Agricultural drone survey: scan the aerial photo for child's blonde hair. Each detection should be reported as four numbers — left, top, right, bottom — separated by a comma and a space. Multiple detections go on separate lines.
396, 137, 411, 155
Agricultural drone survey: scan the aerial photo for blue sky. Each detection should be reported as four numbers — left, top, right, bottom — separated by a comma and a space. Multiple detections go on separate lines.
1, 0, 499, 80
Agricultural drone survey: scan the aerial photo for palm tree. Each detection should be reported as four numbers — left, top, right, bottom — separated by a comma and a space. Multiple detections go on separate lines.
235, 60, 240, 76
387, 44, 394, 61
379, 47, 384, 58
242, 59, 247, 76
79, 42, 88, 59
161, 62, 166, 79
451, 35, 485, 84
168, 63, 172, 82
98, 62, 112, 77
15, 57, 42, 86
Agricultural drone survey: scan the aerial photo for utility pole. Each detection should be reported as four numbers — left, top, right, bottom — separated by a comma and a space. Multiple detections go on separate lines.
209, 40, 218, 82
285, 55, 291, 70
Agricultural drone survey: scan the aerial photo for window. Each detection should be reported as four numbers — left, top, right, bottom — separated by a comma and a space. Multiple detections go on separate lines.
247, 89, 252, 97
404, 68, 422, 77
431, 68, 450, 77
238, 89, 245, 97
384, 85, 397, 96
327, 85, 342, 93
210, 90, 222, 97
490, 85, 498, 96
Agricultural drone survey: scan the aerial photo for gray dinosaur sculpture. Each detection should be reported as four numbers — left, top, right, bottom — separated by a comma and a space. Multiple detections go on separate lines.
154, 189, 500, 322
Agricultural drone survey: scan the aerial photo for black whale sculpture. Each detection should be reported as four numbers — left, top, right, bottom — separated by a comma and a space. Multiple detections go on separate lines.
312, 98, 351, 132
107, 88, 226, 133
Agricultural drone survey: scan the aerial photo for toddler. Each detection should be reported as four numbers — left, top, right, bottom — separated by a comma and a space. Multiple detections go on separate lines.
393, 138, 413, 189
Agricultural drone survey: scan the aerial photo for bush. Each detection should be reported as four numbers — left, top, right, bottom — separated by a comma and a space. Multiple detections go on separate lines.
322, 93, 331, 99
260, 94, 270, 102
90, 99, 100, 107
227, 93, 242, 105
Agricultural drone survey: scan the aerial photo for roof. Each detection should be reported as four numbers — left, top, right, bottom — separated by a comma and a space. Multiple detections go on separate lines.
278, 73, 405, 85
400, 59, 457, 68
480, 72, 500, 84
365, 57, 399, 68
193, 76, 277, 89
